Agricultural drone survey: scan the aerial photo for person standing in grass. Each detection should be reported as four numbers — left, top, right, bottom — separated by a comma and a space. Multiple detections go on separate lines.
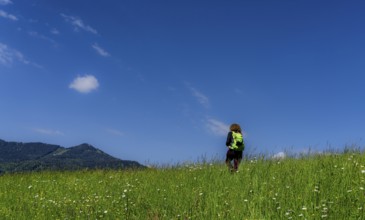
225, 123, 244, 172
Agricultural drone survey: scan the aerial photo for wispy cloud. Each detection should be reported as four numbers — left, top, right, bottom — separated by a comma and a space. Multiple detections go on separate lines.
50, 28, 60, 35
205, 118, 248, 138
205, 118, 229, 136
0, 43, 15, 65
234, 88, 243, 95
167, 86, 177, 91
186, 83, 209, 108
0, 9, 18, 21
106, 128, 124, 137
28, 31, 57, 45
0, 0, 12, 5
92, 43, 110, 57
69, 75, 99, 94
272, 152, 286, 159
0, 42, 41, 67
61, 13, 97, 34
33, 128, 64, 136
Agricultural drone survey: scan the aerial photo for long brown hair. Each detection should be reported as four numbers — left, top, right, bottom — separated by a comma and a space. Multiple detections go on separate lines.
230, 123, 242, 133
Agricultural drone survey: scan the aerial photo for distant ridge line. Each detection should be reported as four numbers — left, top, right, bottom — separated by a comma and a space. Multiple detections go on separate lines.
0, 139, 145, 173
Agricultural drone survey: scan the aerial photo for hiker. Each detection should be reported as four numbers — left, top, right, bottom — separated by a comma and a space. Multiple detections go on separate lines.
225, 123, 244, 172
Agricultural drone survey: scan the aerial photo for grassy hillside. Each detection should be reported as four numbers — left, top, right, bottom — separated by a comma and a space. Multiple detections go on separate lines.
1, 151, 365, 219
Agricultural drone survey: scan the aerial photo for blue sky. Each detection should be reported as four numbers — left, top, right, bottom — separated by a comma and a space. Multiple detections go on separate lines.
1, 0, 365, 164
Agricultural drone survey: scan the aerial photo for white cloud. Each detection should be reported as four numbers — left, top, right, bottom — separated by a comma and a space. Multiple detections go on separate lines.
234, 88, 243, 95
50, 28, 60, 35
205, 118, 229, 136
0, 0, 12, 5
0, 42, 42, 68
0, 43, 13, 65
272, 152, 286, 159
106, 129, 124, 137
28, 31, 56, 45
61, 13, 97, 34
186, 84, 209, 108
33, 128, 64, 136
0, 9, 18, 21
92, 43, 110, 57
0, 42, 29, 65
205, 119, 248, 138
69, 75, 99, 93
167, 86, 176, 91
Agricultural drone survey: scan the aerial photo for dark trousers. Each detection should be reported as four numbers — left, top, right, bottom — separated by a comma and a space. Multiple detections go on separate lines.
225, 149, 243, 171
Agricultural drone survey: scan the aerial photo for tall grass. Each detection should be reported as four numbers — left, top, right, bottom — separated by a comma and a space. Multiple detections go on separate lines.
1, 151, 365, 219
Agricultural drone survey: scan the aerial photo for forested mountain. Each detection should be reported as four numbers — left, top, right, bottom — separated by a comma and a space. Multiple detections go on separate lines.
0, 139, 144, 173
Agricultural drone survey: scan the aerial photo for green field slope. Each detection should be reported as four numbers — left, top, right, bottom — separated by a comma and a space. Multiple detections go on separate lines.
1, 152, 365, 219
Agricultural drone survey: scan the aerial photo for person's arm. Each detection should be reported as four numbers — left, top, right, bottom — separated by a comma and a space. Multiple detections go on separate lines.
226, 132, 233, 147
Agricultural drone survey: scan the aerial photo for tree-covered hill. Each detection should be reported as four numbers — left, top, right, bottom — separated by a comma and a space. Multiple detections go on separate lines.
0, 139, 144, 173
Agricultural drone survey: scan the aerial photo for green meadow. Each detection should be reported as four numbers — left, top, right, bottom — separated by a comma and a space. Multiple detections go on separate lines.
1, 151, 365, 219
